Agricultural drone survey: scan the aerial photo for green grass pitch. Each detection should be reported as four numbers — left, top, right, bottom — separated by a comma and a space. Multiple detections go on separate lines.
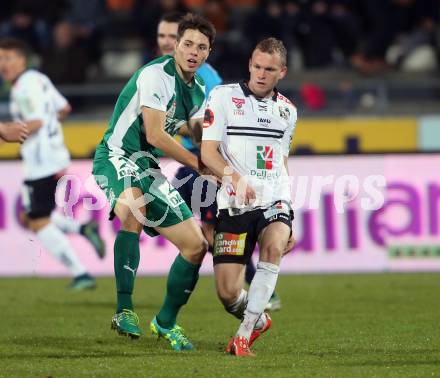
1, 273, 439, 377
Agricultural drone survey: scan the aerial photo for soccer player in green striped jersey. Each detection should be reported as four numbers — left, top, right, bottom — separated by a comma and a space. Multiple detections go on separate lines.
93, 14, 216, 350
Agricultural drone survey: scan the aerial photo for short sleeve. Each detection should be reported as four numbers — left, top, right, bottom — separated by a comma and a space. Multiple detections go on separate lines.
201, 86, 227, 142
14, 76, 47, 121
137, 67, 170, 112
281, 106, 297, 157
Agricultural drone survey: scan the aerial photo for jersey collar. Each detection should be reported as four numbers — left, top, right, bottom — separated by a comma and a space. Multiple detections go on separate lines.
240, 81, 278, 101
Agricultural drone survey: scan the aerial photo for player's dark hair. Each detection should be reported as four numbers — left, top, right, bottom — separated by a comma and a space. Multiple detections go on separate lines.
160, 11, 184, 24
254, 38, 287, 66
177, 13, 216, 48
0, 38, 30, 59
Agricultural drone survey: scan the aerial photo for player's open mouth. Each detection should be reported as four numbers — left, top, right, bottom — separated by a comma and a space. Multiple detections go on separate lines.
187, 59, 197, 68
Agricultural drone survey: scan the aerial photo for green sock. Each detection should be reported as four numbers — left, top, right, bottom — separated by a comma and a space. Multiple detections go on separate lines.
156, 253, 200, 328
114, 230, 140, 313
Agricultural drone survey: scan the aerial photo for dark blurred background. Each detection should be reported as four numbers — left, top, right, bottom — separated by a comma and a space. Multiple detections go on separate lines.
0, 0, 439, 118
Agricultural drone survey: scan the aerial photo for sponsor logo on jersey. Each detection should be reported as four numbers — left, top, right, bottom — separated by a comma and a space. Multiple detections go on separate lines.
109, 155, 140, 181
257, 117, 271, 124
203, 108, 214, 128
279, 106, 290, 121
256, 145, 273, 170
233, 109, 244, 116
166, 100, 176, 119
214, 232, 247, 256
250, 169, 280, 179
232, 97, 245, 108
258, 103, 267, 112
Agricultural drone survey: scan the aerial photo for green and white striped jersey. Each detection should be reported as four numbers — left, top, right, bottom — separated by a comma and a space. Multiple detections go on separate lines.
96, 55, 205, 166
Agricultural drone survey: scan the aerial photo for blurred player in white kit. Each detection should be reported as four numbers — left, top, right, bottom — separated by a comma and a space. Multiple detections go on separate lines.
0, 38, 105, 290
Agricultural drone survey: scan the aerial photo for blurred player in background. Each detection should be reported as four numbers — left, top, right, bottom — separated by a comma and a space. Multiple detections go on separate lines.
157, 12, 282, 311
93, 14, 216, 350
201, 38, 296, 356
0, 43, 29, 144
0, 38, 105, 290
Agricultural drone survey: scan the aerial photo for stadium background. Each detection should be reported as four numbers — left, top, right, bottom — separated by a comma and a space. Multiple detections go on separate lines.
0, 1, 440, 376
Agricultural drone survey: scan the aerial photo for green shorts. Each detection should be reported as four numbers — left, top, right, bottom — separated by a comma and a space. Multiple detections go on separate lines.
93, 152, 193, 237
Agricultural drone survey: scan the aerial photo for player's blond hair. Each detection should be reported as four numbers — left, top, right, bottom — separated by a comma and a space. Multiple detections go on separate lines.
254, 38, 287, 66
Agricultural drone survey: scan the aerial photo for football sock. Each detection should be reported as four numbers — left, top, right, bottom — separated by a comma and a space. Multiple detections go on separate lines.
225, 289, 247, 319
51, 212, 81, 234
237, 261, 280, 339
36, 223, 87, 277
114, 230, 140, 313
156, 253, 200, 328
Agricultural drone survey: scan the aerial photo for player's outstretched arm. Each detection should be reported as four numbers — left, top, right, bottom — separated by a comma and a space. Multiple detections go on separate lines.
142, 106, 200, 170
0, 121, 29, 143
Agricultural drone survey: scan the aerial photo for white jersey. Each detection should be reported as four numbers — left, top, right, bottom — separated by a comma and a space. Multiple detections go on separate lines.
202, 82, 297, 212
10, 69, 70, 180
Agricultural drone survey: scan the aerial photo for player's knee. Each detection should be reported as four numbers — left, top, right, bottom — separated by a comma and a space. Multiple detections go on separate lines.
115, 205, 144, 234
27, 217, 50, 233
216, 284, 241, 308
264, 243, 284, 262
181, 236, 208, 264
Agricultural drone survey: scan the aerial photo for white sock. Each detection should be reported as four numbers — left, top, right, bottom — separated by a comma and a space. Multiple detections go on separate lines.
37, 223, 87, 277
225, 289, 247, 319
237, 261, 280, 339
51, 212, 82, 234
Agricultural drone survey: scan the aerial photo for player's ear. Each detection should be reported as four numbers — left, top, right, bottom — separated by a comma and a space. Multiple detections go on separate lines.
248, 58, 252, 73
279, 66, 287, 80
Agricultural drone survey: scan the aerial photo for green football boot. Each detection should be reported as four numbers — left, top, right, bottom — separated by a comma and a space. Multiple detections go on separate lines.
111, 309, 141, 339
150, 317, 194, 351
80, 220, 106, 259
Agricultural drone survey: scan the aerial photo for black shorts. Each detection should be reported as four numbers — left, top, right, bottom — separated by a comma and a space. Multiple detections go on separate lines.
212, 202, 293, 265
173, 165, 218, 225
21, 175, 58, 219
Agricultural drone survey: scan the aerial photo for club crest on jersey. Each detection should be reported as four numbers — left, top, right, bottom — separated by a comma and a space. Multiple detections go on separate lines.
279, 106, 290, 121
203, 108, 214, 128
256, 145, 273, 170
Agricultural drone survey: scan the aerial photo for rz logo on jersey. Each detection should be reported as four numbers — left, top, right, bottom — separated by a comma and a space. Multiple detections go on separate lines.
256, 145, 273, 170
232, 97, 245, 108
203, 108, 214, 128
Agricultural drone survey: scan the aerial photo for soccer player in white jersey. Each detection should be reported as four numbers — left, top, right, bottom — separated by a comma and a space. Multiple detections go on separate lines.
201, 38, 296, 356
0, 38, 105, 290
